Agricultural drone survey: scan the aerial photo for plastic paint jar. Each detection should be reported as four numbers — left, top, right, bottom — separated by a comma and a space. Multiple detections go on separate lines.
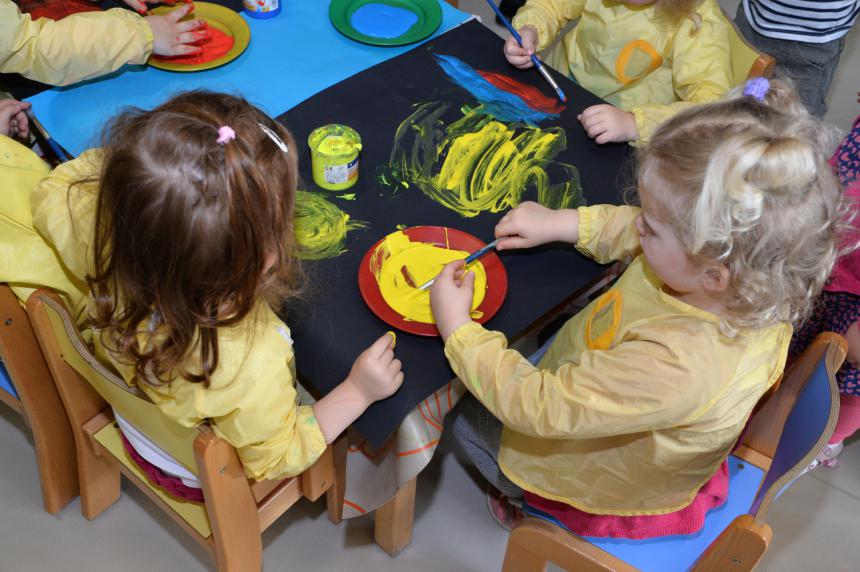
243, 0, 281, 19
308, 124, 362, 191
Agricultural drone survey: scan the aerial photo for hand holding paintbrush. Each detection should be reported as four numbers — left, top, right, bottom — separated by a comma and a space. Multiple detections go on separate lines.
429, 258, 480, 340
487, 0, 567, 103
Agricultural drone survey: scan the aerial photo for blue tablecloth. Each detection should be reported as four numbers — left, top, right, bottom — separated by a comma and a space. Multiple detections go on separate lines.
26, 1, 471, 157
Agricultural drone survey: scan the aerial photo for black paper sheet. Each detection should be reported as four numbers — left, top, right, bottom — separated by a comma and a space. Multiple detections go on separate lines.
277, 20, 633, 447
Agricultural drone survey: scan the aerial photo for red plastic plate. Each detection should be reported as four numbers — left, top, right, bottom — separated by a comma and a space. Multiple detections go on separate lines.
358, 226, 507, 336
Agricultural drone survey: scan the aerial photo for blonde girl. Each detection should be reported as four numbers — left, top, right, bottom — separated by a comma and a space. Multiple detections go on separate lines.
431, 79, 842, 535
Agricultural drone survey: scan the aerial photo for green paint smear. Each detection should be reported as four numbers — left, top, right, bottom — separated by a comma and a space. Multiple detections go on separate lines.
336, 193, 357, 201
378, 102, 584, 217
294, 190, 366, 260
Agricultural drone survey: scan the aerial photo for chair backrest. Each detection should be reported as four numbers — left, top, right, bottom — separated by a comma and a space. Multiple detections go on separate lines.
27, 290, 200, 473
750, 336, 841, 519
722, 8, 775, 84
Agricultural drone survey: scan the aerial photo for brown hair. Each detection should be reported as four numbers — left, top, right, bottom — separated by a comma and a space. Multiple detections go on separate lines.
87, 91, 301, 386
638, 79, 845, 336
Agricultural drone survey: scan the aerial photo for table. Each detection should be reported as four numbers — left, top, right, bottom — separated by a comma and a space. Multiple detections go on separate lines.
276, 19, 631, 554
16, 2, 632, 557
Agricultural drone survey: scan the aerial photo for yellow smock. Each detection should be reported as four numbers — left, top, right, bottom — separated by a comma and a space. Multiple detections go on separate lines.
0, 0, 153, 86
512, 0, 731, 141
0, 149, 327, 481
444, 205, 790, 515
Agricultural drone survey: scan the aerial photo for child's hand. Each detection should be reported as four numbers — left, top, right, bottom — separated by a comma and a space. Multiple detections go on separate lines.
430, 260, 476, 341
494, 201, 579, 250
0, 99, 30, 140
146, 4, 207, 57
578, 105, 639, 144
504, 26, 538, 69
346, 332, 403, 404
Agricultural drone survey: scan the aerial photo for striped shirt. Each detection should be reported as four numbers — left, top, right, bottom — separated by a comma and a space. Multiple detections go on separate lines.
744, 0, 860, 42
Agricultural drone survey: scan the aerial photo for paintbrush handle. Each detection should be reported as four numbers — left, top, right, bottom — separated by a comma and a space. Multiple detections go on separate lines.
418, 238, 502, 290
463, 238, 503, 265
26, 109, 71, 162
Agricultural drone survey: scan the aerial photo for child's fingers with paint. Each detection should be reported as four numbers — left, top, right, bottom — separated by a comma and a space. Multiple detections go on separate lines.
347, 332, 403, 403
504, 26, 538, 69
430, 260, 476, 341
146, 4, 207, 57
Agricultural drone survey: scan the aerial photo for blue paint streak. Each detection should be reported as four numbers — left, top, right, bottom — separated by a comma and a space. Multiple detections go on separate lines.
432, 53, 557, 125
351, 3, 419, 39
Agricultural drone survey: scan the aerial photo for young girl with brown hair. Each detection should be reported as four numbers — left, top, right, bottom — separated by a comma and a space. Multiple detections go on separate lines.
505, 0, 733, 144
1, 91, 402, 489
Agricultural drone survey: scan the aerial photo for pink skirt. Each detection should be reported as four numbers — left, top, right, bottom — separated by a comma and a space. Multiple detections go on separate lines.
524, 460, 729, 539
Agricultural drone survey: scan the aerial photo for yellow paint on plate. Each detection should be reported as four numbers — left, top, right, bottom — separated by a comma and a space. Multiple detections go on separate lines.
371, 231, 486, 324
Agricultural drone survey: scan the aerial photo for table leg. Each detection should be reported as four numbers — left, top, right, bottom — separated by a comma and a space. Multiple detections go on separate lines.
326, 434, 348, 524
374, 477, 417, 557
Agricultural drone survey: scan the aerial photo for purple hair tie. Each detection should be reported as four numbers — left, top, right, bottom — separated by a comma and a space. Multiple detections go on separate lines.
216, 125, 235, 145
743, 77, 770, 102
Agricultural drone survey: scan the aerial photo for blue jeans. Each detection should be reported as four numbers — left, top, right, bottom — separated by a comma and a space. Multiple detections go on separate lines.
444, 337, 555, 501
734, 4, 846, 117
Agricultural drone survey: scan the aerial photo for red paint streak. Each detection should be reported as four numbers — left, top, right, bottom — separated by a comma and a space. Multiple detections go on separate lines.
478, 70, 565, 114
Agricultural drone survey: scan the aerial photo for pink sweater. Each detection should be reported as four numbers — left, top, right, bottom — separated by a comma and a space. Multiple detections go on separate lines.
827, 116, 860, 297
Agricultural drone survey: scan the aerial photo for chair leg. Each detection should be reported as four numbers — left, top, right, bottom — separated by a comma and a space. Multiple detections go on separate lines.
374, 477, 416, 557
326, 434, 348, 524
502, 524, 550, 572
78, 437, 121, 520
195, 429, 262, 572
502, 518, 637, 572
693, 514, 771, 572
0, 286, 78, 514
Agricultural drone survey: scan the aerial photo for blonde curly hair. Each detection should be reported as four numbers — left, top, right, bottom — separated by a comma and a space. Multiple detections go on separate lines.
638, 79, 846, 336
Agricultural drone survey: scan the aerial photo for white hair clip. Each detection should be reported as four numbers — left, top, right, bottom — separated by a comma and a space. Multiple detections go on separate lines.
258, 122, 289, 154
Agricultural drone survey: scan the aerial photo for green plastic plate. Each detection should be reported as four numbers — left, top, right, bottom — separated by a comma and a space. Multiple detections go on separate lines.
329, 0, 443, 47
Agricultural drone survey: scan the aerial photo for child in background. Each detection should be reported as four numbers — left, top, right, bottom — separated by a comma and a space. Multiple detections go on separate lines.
734, 0, 858, 117
1, 0, 206, 86
792, 96, 860, 469
431, 79, 843, 535
505, 0, 732, 144
0, 92, 403, 491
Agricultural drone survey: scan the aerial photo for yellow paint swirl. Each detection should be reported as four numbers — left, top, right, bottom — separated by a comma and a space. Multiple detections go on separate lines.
294, 190, 366, 260
379, 102, 584, 217
372, 231, 487, 324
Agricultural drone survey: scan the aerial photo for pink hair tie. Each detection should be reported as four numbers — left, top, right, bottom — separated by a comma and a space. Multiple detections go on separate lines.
216, 125, 235, 145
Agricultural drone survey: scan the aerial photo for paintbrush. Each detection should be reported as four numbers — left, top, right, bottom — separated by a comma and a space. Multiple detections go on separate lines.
484, 0, 567, 103
417, 237, 503, 291
26, 109, 72, 163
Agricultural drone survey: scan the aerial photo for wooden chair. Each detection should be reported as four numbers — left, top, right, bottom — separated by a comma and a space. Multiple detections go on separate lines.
722, 8, 775, 84
502, 332, 846, 572
27, 288, 345, 572
0, 284, 78, 514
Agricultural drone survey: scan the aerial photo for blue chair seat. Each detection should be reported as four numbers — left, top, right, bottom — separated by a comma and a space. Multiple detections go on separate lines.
525, 455, 765, 572
0, 360, 18, 399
